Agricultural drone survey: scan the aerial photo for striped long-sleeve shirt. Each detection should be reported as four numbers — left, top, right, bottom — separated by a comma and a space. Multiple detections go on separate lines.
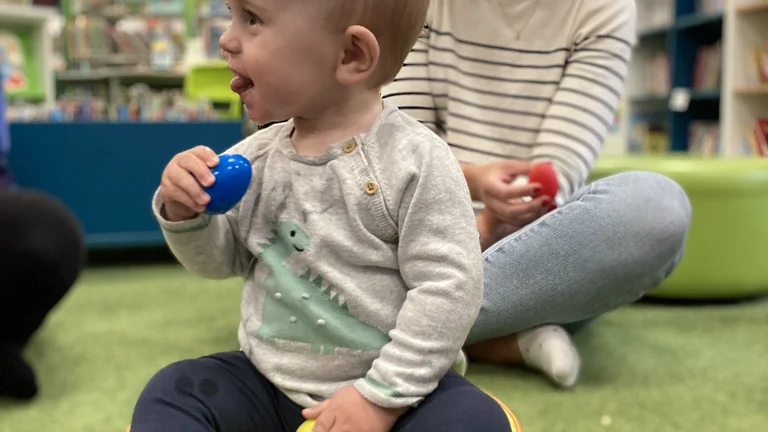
382, 0, 637, 203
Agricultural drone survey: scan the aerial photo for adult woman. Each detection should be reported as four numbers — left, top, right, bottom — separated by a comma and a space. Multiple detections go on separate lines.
0, 187, 85, 399
384, 0, 691, 387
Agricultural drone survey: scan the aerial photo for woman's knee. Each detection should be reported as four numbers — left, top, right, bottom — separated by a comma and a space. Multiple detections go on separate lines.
597, 171, 691, 260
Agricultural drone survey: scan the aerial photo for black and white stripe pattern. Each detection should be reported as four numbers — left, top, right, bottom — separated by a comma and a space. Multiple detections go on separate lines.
383, 0, 636, 198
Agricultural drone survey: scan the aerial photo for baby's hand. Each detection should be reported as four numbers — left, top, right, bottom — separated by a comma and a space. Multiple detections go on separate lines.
302, 386, 405, 432
158, 145, 220, 221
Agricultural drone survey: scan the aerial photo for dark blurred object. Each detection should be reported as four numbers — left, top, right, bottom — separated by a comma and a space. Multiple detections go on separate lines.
0, 189, 85, 399
32, 0, 61, 7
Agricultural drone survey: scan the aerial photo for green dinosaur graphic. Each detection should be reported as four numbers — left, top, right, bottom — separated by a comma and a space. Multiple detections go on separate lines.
255, 221, 391, 354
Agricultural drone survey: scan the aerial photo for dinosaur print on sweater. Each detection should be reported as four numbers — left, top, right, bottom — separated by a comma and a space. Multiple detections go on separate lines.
255, 221, 391, 354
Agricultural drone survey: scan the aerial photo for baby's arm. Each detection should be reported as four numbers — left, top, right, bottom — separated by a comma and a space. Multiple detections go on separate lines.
152, 140, 262, 280
153, 199, 252, 279
354, 131, 483, 409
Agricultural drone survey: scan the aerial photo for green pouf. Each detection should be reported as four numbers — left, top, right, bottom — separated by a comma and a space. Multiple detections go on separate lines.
590, 156, 768, 300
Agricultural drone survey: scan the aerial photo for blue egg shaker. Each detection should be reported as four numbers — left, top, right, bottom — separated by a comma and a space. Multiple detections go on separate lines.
204, 154, 252, 214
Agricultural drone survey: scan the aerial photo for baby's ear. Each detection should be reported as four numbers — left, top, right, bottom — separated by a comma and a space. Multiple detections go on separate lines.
336, 25, 380, 86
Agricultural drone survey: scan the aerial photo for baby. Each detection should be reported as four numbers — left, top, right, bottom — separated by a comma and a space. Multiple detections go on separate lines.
130, 0, 514, 431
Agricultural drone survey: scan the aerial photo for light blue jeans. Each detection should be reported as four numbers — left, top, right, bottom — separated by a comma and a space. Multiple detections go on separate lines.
466, 171, 692, 344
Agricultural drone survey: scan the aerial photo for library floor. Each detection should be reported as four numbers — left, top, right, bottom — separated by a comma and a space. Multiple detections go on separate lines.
0, 264, 766, 432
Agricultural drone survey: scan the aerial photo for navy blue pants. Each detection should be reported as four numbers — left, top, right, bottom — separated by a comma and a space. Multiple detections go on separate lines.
131, 351, 512, 432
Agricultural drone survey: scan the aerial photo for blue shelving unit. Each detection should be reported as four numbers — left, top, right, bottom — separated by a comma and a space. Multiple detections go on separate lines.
8, 121, 243, 249
631, 0, 724, 152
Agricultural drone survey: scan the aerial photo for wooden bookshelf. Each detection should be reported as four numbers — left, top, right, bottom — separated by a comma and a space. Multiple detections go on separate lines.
723, 2, 768, 157
734, 85, 768, 95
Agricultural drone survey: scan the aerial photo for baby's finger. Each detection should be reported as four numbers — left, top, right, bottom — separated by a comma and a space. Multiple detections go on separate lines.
302, 400, 330, 420
311, 411, 336, 432
169, 168, 211, 207
161, 180, 205, 213
189, 145, 220, 167
177, 153, 216, 188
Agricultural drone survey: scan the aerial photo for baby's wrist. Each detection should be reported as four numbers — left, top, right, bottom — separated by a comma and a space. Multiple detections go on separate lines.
354, 379, 415, 414
360, 392, 408, 417
161, 202, 199, 222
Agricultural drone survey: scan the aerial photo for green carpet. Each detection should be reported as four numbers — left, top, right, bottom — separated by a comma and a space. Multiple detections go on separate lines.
1, 264, 766, 432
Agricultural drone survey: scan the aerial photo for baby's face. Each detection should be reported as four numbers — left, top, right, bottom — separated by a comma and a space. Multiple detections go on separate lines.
221, 0, 343, 125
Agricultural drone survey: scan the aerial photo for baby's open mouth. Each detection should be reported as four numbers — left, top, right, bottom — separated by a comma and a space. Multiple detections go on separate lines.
230, 72, 254, 95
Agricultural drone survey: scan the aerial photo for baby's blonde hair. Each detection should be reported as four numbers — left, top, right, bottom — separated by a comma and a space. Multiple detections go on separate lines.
331, 0, 430, 88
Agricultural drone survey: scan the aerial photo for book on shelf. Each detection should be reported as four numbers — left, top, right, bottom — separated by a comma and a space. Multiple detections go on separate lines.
636, 0, 673, 33
630, 121, 669, 154
744, 119, 768, 157
696, 0, 725, 14
688, 121, 720, 156
633, 52, 670, 96
745, 42, 768, 86
628, 120, 721, 155
692, 42, 721, 91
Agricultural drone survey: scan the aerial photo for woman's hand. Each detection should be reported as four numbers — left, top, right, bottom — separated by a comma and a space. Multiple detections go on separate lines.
466, 160, 553, 227
476, 210, 519, 250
